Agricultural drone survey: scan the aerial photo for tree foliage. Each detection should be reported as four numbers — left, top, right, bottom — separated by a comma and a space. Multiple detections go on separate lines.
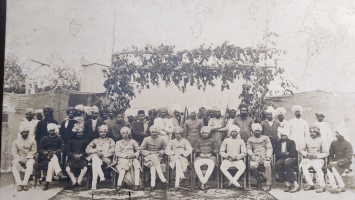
103, 31, 294, 122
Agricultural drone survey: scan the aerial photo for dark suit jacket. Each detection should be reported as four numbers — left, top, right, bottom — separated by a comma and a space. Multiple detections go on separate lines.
84, 118, 104, 142
35, 118, 58, 144
274, 139, 298, 161
260, 120, 281, 141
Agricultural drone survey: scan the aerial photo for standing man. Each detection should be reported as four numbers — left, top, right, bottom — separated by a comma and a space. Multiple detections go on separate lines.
219, 125, 246, 189
260, 106, 281, 148
299, 125, 328, 193
183, 107, 204, 147
233, 103, 255, 143
200, 108, 209, 126
59, 107, 78, 145
148, 109, 158, 127
275, 107, 287, 128
107, 112, 131, 142
105, 107, 117, 128
84, 106, 104, 142
247, 123, 273, 191
154, 107, 174, 144
100, 109, 109, 121
35, 105, 58, 144
18, 108, 38, 139
288, 105, 309, 150
171, 104, 184, 127
11, 125, 37, 191
131, 110, 150, 145
34, 109, 44, 121
74, 104, 85, 124
327, 127, 353, 193
208, 108, 226, 146
274, 127, 299, 193
314, 112, 333, 148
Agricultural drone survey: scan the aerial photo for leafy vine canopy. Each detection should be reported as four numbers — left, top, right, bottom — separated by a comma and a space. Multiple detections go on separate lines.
103, 37, 295, 122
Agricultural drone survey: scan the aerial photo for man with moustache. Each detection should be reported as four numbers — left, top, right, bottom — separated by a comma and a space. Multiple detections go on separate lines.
84, 106, 104, 142
208, 108, 226, 146
35, 105, 58, 144
11, 125, 37, 191
148, 109, 158, 127
260, 106, 281, 148
233, 103, 254, 143
18, 108, 38, 139
105, 107, 117, 128
183, 107, 204, 147
288, 105, 309, 150
107, 112, 130, 142
34, 109, 44, 121
131, 110, 150, 145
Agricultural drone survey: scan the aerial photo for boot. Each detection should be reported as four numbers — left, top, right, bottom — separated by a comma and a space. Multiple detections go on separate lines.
284, 186, 291, 192
42, 182, 49, 191
289, 186, 300, 193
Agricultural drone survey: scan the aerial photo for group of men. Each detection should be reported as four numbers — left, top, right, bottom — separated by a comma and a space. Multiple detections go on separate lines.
11, 103, 353, 194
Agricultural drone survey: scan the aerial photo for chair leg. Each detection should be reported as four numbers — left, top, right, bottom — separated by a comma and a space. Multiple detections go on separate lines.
248, 170, 251, 189
221, 172, 224, 189
217, 167, 220, 189
244, 170, 247, 189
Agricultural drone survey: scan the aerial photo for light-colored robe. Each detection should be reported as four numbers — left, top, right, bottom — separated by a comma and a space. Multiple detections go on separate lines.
86, 137, 115, 164
165, 138, 192, 172
288, 118, 310, 150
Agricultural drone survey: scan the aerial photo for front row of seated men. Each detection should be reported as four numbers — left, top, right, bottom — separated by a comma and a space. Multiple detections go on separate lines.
12, 121, 353, 194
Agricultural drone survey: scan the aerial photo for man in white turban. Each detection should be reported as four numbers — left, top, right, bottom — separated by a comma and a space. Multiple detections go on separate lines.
288, 105, 309, 150
299, 125, 328, 193
85, 125, 115, 190
219, 125, 246, 189
18, 108, 38, 139
11, 124, 37, 191
274, 127, 299, 193
327, 126, 353, 193
260, 106, 281, 148
153, 107, 174, 144
275, 107, 287, 128
247, 123, 273, 191
183, 106, 204, 147
34, 109, 44, 120
314, 112, 333, 148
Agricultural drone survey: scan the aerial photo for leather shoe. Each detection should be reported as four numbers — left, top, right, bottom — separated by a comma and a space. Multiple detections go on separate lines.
116, 186, 121, 191
174, 187, 180, 191
315, 187, 326, 193
284, 186, 291, 192
17, 185, 23, 191
22, 185, 29, 191
42, 183, 49, 191
289, 186, 300, 193
150, 186, 155, 191
133, 185, 140, 191
263, 185, 271, 191
304, 185, 314, 191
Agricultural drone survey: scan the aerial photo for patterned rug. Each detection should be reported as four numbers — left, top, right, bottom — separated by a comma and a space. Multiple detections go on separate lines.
50, 186, 276, 200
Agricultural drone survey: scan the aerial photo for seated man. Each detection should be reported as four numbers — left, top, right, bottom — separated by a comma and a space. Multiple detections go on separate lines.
165, 126, 192, 191
115, 127, 141, 191
274, 127, 299, 193
65, 123, 90, 187
86, 125, 115, 190
38, 123, 66, 191
219, 125, 246, 189
141, 125, 168, 190
194, 126, 219, 190
327, 126, 353, 193
300, 125, 328, 193
247, 123, 273, 191
11, 125, 37, 192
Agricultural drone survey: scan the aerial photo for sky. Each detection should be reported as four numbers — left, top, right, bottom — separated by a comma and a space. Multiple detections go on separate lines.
5, 0, 355, 95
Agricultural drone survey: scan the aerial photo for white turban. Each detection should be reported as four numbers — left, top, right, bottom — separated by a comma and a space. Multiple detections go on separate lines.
277, 127, 290, 138
149, 125, 161, 133
72, 123, 84, 133
91, 106, 99, 113
251, 123, 262, 132
25, 108, 34, 114
19, 124, 30, 133
291, 105, 303, 115
275, 107, 287, 117
188, 106, 199, 114
228, 125, 240, 135
265, 106, 275, 117
84, 106, 92, 115
172, 104, 184, 113
75, 104, 85, 112
34, 109, 43, 114
315, 112, 325, 118
335, 124, 351, 142
98, 124, 108, 132
47, 123, 60, 133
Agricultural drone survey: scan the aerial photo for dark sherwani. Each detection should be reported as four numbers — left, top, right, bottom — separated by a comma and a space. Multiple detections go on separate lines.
194, 137, 219, 165
60, 119, 78, 144
131, 121, 150, 144
329, 138, 353, 175
38, 135, 65, 165
107, 121, 131, 142
65, 136, 90, 170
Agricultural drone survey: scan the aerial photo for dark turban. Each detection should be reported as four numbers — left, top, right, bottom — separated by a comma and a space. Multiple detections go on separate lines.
66, 107, 76, 115
138, 110, 145, 115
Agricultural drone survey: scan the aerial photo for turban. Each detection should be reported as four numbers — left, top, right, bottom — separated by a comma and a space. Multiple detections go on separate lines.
238, 103, 248, 110
277, 127, 290, 138
25, 108, 34, 114
148, 109, 157, 116
335, 124, 351, 142
43, 105, 54, 113
98, 124, 108, 132
173, 126, 184, 135
91, 106, 99, 113
72, 123, 84, 133
265, 106, 275, 116
157, 107, 168, 115
101, 108, 109, 114
47, 123, 60, 133
275, 107, 287, 117
315, 112, 325, 118
212, 106, 220, 112
107, 107, 116, 112
19, 124, 30, 133
309, 125, 321, 136
149, 125, 160, 133
228, 125, 241, 136
75, 104, 85, 112
291, 105, 303, 115
66, 107, 76, 115
120, 127, 131, 135
34, 109, 43, 114
172, 104, 184, 113
188, 106, 199, 114
84, 106, 92, 115
201, 126, 212, 134
138, 110, 145, 115
251, 123, 262, 132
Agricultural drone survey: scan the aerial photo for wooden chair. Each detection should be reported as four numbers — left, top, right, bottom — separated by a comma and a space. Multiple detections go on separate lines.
220, 156, 247, 189
248, 154, 275, 189
111, 155, 143, 188
140, 154, 169, 189
299, 154, 328, 190
166, 153, 194, 188
85, 156, 115, 189
34, 153, 67, 188
192, 153, 220, 189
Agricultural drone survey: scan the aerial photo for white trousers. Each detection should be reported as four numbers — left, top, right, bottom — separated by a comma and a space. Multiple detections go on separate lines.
327, 167, 345, 188
66, 167, 87, 184
117, 169, 140, 186
91, 155, 105, 189
173, 159, 186, 187
46, 155, 62, 182
220, 160, 246, 186
150, 164, 167, 187
301, 159, 325, 187
12, 159, 35, 186
194, 159, 215, 184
